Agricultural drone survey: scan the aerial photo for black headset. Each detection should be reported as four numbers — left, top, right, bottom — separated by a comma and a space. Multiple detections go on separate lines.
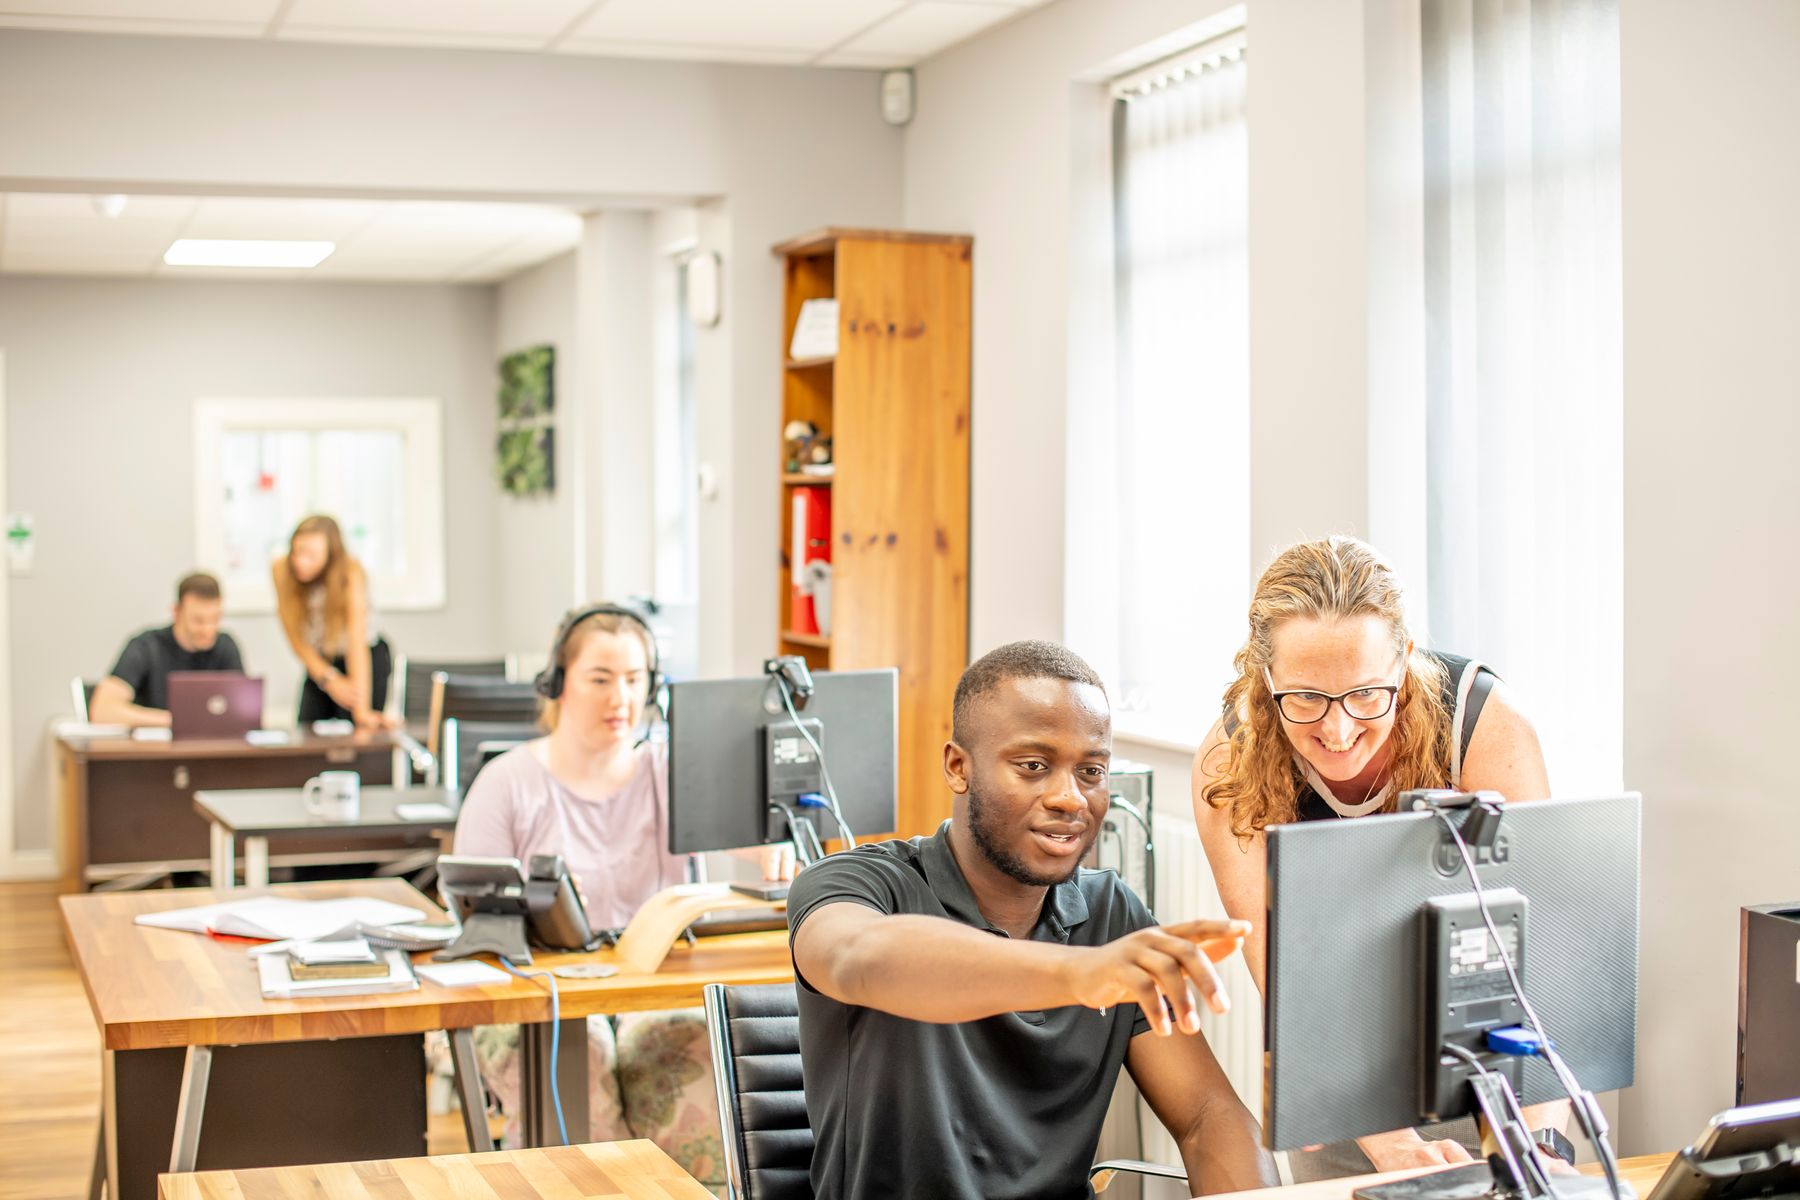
533, 603, 664, 713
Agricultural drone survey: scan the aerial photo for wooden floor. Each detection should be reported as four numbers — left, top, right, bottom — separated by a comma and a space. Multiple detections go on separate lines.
0, 881, 478, 1200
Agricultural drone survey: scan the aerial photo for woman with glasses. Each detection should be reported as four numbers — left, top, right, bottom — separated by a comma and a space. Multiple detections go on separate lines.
1192, 535, 1556, 1178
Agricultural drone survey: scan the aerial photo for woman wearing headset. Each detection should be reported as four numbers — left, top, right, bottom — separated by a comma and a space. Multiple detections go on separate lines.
454, 605, 789, 1183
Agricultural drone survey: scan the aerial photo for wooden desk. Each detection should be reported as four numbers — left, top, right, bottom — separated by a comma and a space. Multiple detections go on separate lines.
62, 880, 794, 1200
159, 1139, 714, 1200
57, 729, 405, 890
192, 785, 458, 888
1197, 1155, 1675, 1200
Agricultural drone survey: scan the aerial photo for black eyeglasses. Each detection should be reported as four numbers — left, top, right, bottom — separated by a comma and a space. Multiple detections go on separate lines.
1262, 660, 1403, 725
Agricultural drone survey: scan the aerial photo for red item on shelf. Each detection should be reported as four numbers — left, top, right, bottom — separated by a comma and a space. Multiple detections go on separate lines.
790, 486, 831, 634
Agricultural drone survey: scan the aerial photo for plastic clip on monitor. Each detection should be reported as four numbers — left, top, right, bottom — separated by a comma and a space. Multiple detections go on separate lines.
1265, 791, 1642, 1200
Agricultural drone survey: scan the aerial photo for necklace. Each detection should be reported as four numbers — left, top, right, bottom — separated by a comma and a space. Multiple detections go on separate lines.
1295, 749, 1390, 818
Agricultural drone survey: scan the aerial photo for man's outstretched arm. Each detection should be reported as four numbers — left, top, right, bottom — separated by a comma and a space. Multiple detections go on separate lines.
793, 900, 1248, 1027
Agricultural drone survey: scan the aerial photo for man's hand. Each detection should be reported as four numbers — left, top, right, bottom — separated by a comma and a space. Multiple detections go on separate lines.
761, 842, 797, 882
1064, 919, 1250, 1036
1355, 1128, 1475, 1171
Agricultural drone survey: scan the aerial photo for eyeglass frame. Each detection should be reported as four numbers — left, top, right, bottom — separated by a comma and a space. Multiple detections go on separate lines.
1261, 654, 1407, 725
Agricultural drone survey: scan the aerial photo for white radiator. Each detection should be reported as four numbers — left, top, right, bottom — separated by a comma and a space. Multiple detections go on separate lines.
1138, 813, 1264, 1168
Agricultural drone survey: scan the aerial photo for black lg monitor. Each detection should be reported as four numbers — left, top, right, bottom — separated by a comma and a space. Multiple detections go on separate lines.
666, 660, 898, 860
1266, 792, 1641, 1200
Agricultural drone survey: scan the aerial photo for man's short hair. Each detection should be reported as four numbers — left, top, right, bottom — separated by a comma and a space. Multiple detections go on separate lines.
176, 572, 221, 604
951, 640, 1107, 747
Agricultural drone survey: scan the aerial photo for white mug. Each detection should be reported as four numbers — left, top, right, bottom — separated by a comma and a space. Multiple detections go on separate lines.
304, 770, 361, 821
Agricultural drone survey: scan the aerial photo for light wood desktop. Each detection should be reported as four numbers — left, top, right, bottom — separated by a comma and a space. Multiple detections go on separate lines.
62, 879, 793, 1200
1194, 1156, 1675, 1200
158, 1139, 714, 1200
56, 729, 405, 890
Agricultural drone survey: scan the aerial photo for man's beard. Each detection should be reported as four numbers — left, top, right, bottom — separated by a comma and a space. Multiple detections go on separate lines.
966, 779, 1083, 888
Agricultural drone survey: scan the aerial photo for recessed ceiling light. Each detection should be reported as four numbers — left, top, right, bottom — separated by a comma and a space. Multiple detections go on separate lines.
163, 239, 335, 269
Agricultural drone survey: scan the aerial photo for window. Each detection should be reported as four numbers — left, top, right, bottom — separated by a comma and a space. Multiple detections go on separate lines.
194, 398, 445, 613
1420, 0, 1623, 792
653, 254, 700, 605
1109, 31, 1250, 743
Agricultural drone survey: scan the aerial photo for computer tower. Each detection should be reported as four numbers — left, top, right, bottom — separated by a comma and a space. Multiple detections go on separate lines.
1738, 903, 1800, 1104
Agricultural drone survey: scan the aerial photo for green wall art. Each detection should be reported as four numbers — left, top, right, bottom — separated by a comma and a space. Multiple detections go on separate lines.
496, 344, 555, 496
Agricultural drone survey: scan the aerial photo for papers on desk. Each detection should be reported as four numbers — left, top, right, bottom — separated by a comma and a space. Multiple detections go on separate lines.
130, 727, 173, 742
54, 721, 129, 739
258, 947, 418, 998
244, 728, 293, 746
135, 896, 426, 942
395, 801, 456, 821
416, 961, 510, 988
289, 938, 377, 965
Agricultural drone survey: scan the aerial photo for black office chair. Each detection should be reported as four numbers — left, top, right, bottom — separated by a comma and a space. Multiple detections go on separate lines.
702, 982, 1187, 1200
396, 655, 510, 727
440, 717, 535, 797
704, 982, 814, 1200
426, 673, 539, 770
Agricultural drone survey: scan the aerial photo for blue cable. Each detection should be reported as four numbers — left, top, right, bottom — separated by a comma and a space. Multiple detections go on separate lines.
498, 957, 568, 1147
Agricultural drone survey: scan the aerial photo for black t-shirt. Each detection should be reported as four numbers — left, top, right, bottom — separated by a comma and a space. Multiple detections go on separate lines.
787, 821, 1156, 1200
107, 625, 244, 710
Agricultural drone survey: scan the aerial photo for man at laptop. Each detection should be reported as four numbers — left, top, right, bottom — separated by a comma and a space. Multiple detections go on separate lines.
90, 572, 244, 728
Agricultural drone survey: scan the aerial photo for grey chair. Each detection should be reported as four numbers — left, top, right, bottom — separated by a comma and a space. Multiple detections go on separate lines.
395, 655, 510, 727
440, 717, 534, 797
702, 982, 1187, 1200
425, 673, 539, 769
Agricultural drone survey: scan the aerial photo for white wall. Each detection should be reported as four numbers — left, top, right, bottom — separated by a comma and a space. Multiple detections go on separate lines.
0, 29, 905, 679
493, 250, 578, 658
0, 275, 500, 856
1617, 0, 1800, 1154
905, 0, 1400, 666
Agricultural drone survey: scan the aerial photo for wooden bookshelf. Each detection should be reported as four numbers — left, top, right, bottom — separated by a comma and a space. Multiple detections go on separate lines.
775, 228, 972, 838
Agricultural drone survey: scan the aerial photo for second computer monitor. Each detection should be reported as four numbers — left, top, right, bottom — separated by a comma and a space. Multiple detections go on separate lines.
666, 667, 898, 855
1264, 793, 1641, 1152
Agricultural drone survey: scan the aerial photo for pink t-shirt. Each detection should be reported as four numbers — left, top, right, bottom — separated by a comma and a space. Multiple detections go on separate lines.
452, 740, 687, 930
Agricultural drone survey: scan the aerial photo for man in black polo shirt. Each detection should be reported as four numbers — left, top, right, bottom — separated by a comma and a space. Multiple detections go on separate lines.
89, 572, 244, 728
789, 640, 1278, 1199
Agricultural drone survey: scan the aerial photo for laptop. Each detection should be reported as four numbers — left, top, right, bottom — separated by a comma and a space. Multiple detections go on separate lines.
167, 672, 264, 740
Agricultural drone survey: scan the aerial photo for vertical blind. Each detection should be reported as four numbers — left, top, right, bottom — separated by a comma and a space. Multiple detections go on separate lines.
1422, 0, 1623, 791
1112, 42, 1250, 741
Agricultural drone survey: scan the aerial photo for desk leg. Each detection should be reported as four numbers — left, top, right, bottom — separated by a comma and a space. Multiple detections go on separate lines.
244, 837, 269, 888
447, 1029, 494, 1154
208, 824, 234, 890
519, 1018, 589, 1148
169, 1045, 212, 1174
88, 1121, 104, 1200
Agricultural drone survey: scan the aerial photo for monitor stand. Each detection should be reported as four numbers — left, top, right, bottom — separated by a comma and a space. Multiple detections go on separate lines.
1355, 1070, 1633, 1200
434, 912, 531, 964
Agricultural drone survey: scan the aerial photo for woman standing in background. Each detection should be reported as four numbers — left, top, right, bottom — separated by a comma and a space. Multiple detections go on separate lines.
272, 514, 395, 730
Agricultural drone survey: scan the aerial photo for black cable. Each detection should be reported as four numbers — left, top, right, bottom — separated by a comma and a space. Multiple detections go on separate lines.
773, 673, 854, 850
1429, 806, 1625, 1200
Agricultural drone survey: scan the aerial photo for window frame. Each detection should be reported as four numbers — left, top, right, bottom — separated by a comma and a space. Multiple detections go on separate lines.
192, 397, 446, 615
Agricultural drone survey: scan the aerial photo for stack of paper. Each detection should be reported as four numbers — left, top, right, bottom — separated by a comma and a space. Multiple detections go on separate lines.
258, 947, 418, 999
135, 897, 426, 941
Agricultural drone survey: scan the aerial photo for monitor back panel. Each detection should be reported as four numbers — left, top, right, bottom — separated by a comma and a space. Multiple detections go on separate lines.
1265, 794, 1640, 1150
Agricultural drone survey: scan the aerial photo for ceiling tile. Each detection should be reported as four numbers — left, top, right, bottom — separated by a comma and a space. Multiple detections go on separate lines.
555, 39, 814, 64
0, 0, 275, 19
274, 25, 547, 50
564, 0, 904, 54
182, 196, 383, 241
835, 1, 1017, 58
0, 13, 261, 34
279, 0, 592, 41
